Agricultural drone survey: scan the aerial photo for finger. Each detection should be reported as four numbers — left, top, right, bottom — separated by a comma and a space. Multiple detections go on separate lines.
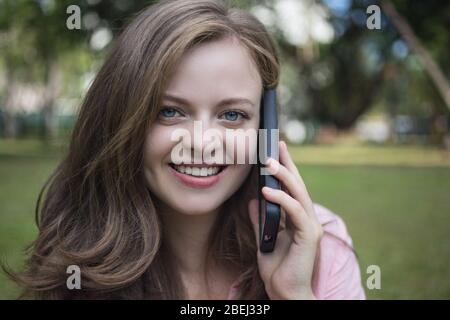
285, 213, 296, 233
266, 157, 304, 206
279, 207, 286, 231
266, 157, 314, 217
261, 186, 309, 232
248, 198, 260, 250
277, 141, 315, 214
279, 141, 300, 180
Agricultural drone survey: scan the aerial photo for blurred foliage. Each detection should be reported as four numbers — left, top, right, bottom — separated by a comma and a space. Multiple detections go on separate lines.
0, 0, 449, 134
278, 0, 450, 128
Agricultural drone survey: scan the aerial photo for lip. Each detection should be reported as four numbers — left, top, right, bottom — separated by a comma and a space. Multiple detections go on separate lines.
172, 163, 225, 168
168, 164, 228, 189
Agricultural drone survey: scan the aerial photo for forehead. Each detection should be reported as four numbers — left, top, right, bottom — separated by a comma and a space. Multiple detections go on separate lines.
164, 36, 262, 102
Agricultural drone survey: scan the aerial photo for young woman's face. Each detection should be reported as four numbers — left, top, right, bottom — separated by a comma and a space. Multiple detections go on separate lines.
143, 36, 262, 215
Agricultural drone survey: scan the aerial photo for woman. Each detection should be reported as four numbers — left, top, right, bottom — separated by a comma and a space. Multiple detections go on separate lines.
8, 0, 365, 299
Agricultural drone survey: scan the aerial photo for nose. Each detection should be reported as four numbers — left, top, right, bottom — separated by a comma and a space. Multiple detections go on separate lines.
180, 116, 221, 163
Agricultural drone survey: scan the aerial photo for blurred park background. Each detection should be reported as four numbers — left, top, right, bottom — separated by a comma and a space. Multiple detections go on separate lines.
1, 0, 450, 299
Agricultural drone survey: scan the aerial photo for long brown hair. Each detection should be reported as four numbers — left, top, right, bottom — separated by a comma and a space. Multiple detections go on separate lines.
4, 0, 280, 299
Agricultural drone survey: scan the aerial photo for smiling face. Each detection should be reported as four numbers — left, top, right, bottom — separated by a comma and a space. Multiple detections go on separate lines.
143, 36, 262, 215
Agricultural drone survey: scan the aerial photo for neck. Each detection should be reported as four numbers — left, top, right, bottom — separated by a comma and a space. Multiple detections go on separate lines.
157, 200, 221, 276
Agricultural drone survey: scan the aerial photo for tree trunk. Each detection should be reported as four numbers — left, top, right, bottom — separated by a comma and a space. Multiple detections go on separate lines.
381, 0, 450, 111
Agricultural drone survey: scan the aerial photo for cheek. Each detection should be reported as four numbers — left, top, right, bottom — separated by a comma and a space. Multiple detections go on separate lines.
224, 120, 259, 165
231, 163, 253, 183
143, 126, 174, 168
219, 163, 254, 203
143, 126, 177, 199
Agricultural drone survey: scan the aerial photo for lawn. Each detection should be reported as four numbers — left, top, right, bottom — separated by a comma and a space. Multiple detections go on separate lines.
1, 139, 449, 299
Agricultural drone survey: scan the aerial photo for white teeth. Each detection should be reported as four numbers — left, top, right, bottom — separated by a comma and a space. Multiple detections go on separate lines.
172, 165, 222, 177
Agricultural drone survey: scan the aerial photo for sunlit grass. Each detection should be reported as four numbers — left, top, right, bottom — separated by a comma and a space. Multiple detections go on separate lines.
288, 143, 450, 167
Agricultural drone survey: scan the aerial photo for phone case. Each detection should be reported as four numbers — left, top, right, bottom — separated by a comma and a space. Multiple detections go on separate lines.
258, 88, 281, 253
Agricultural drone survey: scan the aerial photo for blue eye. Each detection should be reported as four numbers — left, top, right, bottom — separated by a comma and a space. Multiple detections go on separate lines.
222, 110, 244, 121
159, 107, 182, 118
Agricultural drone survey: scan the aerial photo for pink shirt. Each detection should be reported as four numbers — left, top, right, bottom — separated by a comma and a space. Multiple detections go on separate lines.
227, 203, 366, 300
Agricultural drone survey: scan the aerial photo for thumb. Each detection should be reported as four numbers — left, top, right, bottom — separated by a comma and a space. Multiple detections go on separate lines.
248, 198, 259, 250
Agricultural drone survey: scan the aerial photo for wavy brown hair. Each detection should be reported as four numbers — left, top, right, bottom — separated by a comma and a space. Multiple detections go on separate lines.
4, 0, 280, 299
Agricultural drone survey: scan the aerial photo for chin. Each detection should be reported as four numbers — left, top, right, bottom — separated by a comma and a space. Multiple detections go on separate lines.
168, 197, 225, 216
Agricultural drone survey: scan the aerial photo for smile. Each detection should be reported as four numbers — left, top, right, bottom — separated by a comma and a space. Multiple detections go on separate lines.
168, 163, 228, 188
170, 164, 224, 177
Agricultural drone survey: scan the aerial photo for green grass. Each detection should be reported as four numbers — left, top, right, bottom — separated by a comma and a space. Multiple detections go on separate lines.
289, 143, 450, 167
1, 139, 449, 299
302, 165, 450, 299
0, 143, 59, 299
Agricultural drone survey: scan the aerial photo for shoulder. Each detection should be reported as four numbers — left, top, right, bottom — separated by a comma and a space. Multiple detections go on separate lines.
313, 203, 353, 247
311, 203, 366, 300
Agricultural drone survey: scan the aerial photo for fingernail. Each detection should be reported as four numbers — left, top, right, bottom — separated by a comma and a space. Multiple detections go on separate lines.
265, 158, 276, 174
267, 157, 280, 175
262, 186, 272, 193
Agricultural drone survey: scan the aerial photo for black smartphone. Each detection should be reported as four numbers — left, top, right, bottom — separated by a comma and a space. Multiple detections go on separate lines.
257, 88, 281, 253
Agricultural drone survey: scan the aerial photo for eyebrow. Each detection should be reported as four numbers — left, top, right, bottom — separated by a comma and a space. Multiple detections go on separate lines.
162, 93, 255, 108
